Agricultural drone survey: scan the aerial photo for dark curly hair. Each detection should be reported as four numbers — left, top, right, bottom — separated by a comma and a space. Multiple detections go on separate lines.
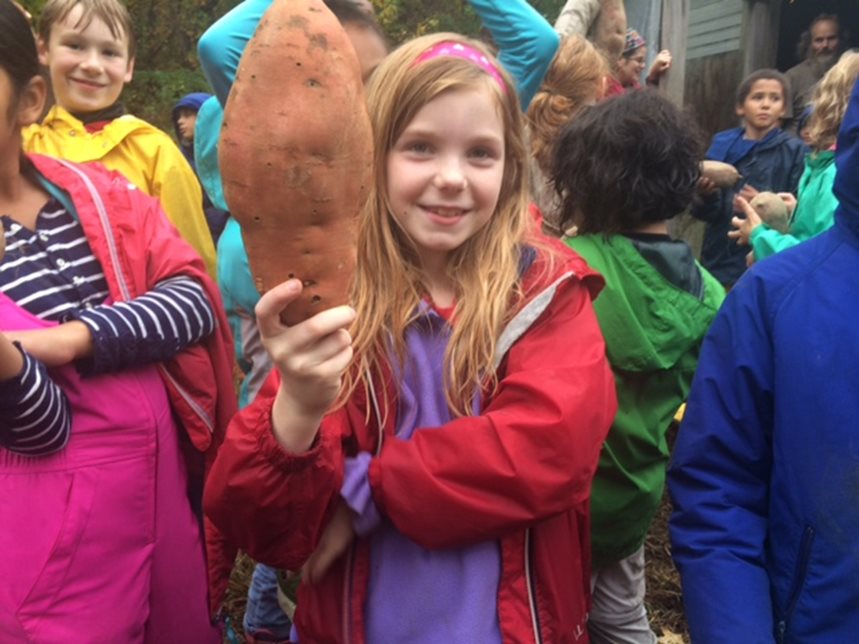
551, 90, 703, 235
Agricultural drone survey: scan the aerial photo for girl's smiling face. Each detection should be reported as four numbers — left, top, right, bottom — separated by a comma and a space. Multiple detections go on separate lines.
385, 85, 505, 275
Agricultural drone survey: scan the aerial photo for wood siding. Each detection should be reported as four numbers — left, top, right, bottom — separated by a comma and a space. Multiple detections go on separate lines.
687, 0, 744, 59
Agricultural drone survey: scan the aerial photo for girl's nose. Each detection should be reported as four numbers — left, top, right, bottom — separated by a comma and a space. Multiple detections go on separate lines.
434, 157, 466, 190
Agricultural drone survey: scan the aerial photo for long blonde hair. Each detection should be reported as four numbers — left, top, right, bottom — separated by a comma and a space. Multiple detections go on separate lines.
807, 51, 859, 152
528, 36, 609, 175
341, 32, 536, 417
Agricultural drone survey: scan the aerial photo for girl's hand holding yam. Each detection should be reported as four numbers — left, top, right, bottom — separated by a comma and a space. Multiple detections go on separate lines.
256, 279, 355, 454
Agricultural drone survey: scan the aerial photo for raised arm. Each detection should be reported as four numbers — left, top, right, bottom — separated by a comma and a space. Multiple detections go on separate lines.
467, 0, 560, 110
198, 0, 273, 107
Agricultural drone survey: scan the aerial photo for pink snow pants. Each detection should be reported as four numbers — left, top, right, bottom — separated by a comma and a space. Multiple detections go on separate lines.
0, 294, 219, 643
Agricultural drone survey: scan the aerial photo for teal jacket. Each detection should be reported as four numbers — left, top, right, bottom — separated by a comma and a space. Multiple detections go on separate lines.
567, 234, 724, 567
751, 150, 838, 261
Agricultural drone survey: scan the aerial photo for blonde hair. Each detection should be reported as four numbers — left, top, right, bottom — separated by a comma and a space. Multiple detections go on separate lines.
341, 32, 538, 418
807, 51, 859, 151
528, 36, 609, 175
38, 0, 135, 60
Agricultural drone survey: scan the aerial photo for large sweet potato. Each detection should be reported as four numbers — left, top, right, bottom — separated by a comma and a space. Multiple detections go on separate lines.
220, 0, 373, 325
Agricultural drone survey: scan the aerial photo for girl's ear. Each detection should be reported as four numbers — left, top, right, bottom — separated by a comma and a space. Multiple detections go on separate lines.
16, 76, 47, 127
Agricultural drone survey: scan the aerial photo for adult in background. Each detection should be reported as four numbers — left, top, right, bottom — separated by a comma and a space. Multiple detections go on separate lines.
784, 13, 845, 128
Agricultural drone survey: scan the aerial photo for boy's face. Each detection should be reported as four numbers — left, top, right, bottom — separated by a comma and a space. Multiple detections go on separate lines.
38, 4, 134, 114
176, 108, 197, 143
736, 79, 785, 139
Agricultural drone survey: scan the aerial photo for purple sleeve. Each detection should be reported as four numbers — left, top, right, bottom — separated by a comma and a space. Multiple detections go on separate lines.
342, 452, 383, 537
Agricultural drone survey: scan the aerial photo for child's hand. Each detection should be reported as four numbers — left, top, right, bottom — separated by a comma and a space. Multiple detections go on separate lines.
4, 322, 94, 368
0, 331, 25, 381
648, 49, 672, 81
303, 501, 355, 585
728, 196, 763, 246
737, 184, 760, 205
256, 279, 355, 453
697, 176, 718, 195
777, 192, 797, 215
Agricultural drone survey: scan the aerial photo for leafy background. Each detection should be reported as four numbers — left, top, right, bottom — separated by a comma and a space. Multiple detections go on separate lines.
22, 0, 566, 133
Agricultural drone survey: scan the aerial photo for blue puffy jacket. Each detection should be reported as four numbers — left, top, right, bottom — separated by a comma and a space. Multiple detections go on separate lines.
693, 127, 806, 285
668, 79, 859, 644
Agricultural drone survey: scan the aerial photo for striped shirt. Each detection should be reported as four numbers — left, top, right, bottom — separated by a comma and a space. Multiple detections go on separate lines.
1, 199, 215, 456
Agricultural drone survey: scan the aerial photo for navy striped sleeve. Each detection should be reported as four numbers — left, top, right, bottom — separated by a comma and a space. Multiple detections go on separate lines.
0, 345, 72, 456
73, 275, 216, 374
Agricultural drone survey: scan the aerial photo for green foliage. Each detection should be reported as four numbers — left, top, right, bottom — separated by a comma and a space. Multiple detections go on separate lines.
124, 69, 212, 133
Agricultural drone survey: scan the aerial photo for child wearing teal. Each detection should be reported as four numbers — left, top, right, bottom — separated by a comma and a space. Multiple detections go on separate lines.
553, 90, 725, 644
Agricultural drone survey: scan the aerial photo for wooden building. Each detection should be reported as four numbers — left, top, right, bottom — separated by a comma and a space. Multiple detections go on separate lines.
684, 0, 858, 138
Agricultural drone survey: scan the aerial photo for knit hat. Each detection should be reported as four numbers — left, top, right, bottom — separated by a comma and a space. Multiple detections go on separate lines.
623, 28, 646, 56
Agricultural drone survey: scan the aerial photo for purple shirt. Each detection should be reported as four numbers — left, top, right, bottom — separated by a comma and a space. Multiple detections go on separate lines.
341, 307, 502, 643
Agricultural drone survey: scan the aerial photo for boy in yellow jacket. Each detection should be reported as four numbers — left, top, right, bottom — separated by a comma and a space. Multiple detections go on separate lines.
24, 0, 216, 276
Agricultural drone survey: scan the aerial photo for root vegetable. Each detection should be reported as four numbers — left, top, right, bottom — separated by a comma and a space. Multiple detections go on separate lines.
0, 221, 5, 262
220, 0, 373, 325
700, 160, 741, 188
750, 191, 790, 233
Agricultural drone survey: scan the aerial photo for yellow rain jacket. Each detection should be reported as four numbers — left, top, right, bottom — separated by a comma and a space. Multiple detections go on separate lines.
24, 106, 216, 276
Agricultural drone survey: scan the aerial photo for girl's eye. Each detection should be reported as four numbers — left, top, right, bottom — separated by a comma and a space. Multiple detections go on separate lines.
103, 49, 121, 58
406, 141, 431, 154
469, 146, 499, 161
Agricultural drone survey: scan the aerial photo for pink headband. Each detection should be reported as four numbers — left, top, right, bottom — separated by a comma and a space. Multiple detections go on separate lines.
413, 41, 508, 94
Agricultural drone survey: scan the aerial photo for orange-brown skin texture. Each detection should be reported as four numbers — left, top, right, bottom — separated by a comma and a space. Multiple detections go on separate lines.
220, 0, 373, 325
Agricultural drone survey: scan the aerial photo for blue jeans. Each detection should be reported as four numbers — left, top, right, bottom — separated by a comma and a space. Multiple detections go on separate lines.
244, 563, 292, 641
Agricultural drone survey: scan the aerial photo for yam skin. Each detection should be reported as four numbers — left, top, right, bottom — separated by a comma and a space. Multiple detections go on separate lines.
0, 220, 5, 262
700, 160, 741, 188
220, 0, 373, 325
750, 191, 790, 233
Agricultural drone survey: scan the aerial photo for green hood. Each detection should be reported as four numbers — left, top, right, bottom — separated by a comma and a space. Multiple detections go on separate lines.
568, 235, 723, 372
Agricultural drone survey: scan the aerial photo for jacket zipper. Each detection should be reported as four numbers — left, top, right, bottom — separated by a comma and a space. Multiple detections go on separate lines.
777, 525, 815, 643
524, 529, 544, 643
57, 159, 215, 435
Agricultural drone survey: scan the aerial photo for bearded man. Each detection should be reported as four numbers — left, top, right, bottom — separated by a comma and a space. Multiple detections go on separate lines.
784, 14, 844, 127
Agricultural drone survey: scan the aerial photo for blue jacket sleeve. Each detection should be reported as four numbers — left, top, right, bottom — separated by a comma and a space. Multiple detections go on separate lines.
467, 0, 559, 110
198, 0, 273, 107
667, 275, 777, 643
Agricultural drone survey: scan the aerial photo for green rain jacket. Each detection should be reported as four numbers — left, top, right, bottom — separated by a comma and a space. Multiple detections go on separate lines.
567, 234, 724, 567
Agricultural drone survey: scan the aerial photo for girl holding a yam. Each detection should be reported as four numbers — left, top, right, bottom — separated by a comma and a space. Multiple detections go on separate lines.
206, 30, 617, 644
0, 2, 234, 638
